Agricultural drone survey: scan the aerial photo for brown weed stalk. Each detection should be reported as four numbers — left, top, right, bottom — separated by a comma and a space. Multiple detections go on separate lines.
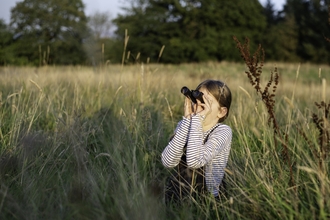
298, 101, 330, 210
233, 36, 295, 187
312, 101, 330, 173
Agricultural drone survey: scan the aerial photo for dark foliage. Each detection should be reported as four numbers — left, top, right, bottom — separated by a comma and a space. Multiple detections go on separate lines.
9, 0, 89, 65
0, 20, 14, 65
1, 0, 330, 65
113, 0, 266, 64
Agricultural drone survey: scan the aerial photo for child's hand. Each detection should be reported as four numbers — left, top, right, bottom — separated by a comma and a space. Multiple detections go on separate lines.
196, 94, 211, 117
184, 97, 193, 118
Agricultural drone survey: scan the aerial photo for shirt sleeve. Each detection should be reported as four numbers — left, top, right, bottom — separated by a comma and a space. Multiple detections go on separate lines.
161, 118, 191, 168
186, 114, 232, 168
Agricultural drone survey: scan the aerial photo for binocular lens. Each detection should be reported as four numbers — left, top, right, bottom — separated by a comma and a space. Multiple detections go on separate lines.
181, 86, 190, 96
181, 86, 204, 104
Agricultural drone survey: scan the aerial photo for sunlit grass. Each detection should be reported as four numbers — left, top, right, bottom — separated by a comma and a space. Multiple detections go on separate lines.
0, 62, 329, 219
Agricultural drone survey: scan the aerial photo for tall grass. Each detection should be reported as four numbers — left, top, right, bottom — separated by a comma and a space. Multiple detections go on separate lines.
0, 62, 329, 219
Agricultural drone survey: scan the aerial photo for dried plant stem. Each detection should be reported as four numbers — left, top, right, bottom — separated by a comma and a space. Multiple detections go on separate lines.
233, 36, 295, 187
121, 29, 129, 69
165, 97, 174, 130
157, 45, 165, 63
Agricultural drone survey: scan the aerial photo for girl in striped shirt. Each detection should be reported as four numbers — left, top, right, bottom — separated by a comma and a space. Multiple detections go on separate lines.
162, 79, 232, 202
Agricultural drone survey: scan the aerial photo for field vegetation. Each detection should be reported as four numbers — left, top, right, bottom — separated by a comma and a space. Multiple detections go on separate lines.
0, 60, 330, 219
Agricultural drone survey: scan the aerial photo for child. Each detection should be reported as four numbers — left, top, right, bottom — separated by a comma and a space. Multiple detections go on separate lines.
161, 79, 232, 203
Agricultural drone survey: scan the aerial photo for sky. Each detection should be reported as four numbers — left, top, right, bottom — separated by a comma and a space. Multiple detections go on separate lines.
0, 0, 285, 24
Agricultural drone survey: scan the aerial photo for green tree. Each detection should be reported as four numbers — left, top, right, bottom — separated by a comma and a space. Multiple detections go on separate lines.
272, 14, 300, 62
114, 0, 267, 63
113, 0, 170, 63
10, 0, 89, 65
88, 11, 113, 40
263, 0, 280, 27
281, 0, 330, 63
84, 11, 118, 66
261, 0, 300, 62
213, 0, 267, 61
0, 19, 14, 65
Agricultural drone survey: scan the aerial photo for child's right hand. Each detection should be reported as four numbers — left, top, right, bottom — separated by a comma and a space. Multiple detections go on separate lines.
184, 97, 193, 118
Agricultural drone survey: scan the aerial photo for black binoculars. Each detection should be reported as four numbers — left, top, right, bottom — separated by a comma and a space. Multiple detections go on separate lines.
181, 86, 204, 104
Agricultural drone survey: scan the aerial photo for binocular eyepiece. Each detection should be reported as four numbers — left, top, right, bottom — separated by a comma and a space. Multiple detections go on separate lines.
181, 86, 204, 104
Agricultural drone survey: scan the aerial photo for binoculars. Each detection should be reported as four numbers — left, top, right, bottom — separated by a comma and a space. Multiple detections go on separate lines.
181, 86, 204, 104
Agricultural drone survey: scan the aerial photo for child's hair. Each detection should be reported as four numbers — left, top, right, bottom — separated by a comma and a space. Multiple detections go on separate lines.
195, 79, 232, 123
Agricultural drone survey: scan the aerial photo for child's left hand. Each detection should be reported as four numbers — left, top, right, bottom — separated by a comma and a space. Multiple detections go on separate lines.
195, 94, 211, 118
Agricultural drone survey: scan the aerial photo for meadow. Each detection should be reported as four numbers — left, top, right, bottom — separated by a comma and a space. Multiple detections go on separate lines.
0, 61, 330, 219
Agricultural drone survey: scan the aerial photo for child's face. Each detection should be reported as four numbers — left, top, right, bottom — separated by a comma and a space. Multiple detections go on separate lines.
199, 87, 227, 123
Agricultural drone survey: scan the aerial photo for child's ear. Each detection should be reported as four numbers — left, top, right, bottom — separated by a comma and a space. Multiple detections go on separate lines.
217, 107, 227, 119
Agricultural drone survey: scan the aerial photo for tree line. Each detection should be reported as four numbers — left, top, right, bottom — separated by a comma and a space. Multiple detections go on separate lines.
0, 0, 329, 66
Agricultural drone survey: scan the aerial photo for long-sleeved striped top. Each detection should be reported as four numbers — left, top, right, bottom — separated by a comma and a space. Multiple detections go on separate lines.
161, 114, 232, 196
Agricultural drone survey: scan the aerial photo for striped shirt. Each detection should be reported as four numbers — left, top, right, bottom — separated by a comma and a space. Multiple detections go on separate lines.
161, 114, 232, 196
